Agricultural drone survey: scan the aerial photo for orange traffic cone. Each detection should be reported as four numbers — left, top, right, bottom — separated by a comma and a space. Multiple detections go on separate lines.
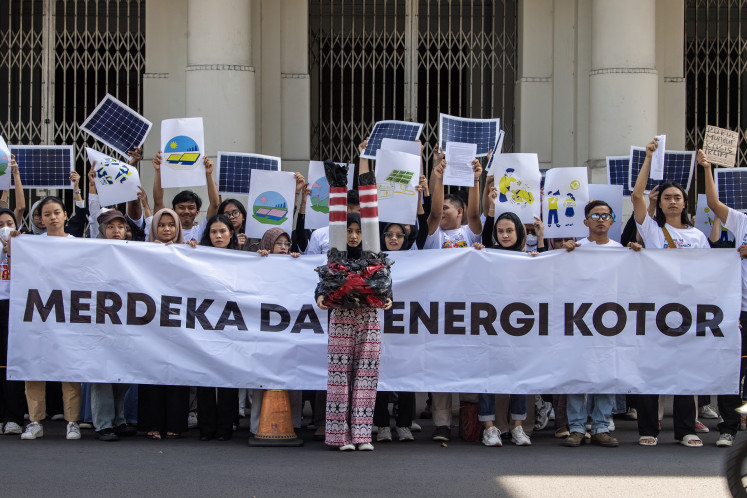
248, 389, 304, 447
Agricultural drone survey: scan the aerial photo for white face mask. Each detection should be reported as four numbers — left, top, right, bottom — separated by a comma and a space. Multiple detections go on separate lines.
525, 234, 538, 247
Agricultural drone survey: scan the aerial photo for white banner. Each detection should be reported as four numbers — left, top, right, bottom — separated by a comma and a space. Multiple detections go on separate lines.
8, 237, 741, 394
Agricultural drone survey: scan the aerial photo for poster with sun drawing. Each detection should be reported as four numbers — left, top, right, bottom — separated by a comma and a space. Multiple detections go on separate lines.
694, 193, 734, 242
160, 118, 205, 189
542, 167, 589, 238
85, 148, 142, 206
304, 161, 355, 229
375, 148, 420, 225
0, 136, 11, 192
491, 153, 542, 224
245, 169, 296, 239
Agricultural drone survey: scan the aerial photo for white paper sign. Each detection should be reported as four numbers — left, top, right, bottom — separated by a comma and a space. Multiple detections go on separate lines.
380, 138, 422, 158
0, 136, 12, 192
543, 168, 589, 238
85, 148, 142, 206
695, 193, 734, 242
485, 130, 506, 176
375, 149, 420, 225
492, 153, 542, 224
587, 184, 624, 243
304, 161, 355, 230
160, 118, 206, 189
444, 142, 477, 187
650, 134, 666, 181
245, 169, 296, 239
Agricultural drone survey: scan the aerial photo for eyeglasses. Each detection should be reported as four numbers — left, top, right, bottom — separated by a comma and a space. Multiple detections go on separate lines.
587, 213, 613, 221
225, 209, 241, 219
384, 232, 405, 239
274, 240, 292, 248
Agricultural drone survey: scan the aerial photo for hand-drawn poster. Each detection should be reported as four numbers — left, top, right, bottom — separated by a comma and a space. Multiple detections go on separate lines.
0, 137, 11, 192
491, 153, 542, 224
304, 161, 355, 230
85, 148, 142, 206
542, 167, 589, 238
375, 148, 420, 225
160, 118, 206, 189
245, 169, 296, 239
695, 193, 734, 242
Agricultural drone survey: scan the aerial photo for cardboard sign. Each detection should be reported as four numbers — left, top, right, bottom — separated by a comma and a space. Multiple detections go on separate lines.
703, 125, 739, 167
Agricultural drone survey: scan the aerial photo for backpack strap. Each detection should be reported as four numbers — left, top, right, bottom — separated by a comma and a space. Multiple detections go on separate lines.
661, 226, 678, 249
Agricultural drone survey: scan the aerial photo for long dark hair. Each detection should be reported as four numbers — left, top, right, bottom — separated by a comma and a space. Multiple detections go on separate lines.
199, 214, 239, 249
493, 212, 525, 252
379, 222, 410, 251
217, 198, 247, 233
654, 182, 692, 228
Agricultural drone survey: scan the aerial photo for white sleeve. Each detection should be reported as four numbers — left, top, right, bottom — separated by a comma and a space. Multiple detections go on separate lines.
144, 216, 153, 240
724, 208, 747, 241
635, 215, 660, 248
305, 230, 322, 255
88, 194, 101, 239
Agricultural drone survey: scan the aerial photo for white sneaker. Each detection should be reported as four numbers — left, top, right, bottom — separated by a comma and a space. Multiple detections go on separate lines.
409, 422, 422, 432
736, 402, 747, 416
396, 426, 414, 441
700, 405, 719, 419
4, 422, 22, 435
187, 413, 198, 429
717, 433, 735, 447
511, 426, 531, 446
358, 442, 374, 451
608, 417, 615, 432
21, 422, 43, 440
482, 425, 502, 447
377, 426, 392, 442
339, 443, 356, 451
66, 422, 81, 440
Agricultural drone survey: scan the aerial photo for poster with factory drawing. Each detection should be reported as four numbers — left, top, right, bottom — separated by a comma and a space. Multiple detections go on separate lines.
245, 169, 297, 239
542, 167, 589, 238
695, 193, 734, 242
0, 136, 11, 192
587, 184, 623, 243
85, 148, 142, 206
375, 148, 420, 225
160, 118, 205, 189
304, 161, 355, 229
491, 153, 542, 224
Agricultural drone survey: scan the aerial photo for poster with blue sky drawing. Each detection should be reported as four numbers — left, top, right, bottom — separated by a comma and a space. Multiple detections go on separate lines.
160, 118, 205, 189
0, 136, 11, 192
542, 167, 589, 238
245, 169, 296, 239
491, 153, 541, 224
304, 161, 355, 230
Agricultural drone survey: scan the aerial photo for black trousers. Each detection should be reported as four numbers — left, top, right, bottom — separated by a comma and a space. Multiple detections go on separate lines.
138, 384, 190, 434
373, 391, 415, 428
716, 310, 747, 436
196, 387, 238, 438
0, 300, 26, 425
637, 394, 696, 440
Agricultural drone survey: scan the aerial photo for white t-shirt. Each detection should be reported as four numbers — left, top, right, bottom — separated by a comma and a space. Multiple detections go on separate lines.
724, 207, 747, 311
182, 218, 207, 242
635, 215, 708, 249
305, 226, 329, 255
424, 226, 481, 250
577, 237, 623, 248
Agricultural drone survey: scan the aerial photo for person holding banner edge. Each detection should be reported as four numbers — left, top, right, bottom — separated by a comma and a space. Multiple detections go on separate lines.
632, 138, 707, 447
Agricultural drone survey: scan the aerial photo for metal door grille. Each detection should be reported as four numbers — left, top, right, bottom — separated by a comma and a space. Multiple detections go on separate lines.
309, 0, 517, 171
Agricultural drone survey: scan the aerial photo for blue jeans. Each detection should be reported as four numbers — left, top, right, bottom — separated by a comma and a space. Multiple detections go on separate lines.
567, 393, 614, 434
91, 383, 131, 431
124, 385, 138, 425
80, 383, 93, 423
478, 394, 527, 422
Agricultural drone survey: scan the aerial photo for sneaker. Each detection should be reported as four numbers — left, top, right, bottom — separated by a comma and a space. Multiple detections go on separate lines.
78, 422, 93, 430
396, 426, 414, 441
114, 424, 137, 437
187, 413, 198, 429
736, 402, 747, 416
608, 417, 615, 432
358, 442, 374, 451
695, 419, 710, 433
591, 432, 619, 447
313, 426, 325, 441
66, 422, 81, 440
95, 428, 119, 441
432, 425, 450, 442
717, 433, 735, 447
624, 407, 638, 420
548, 408, 555, 421
534, 400, 551, 431
409, 422, 422, 432
377, 426, 392, 442
700, 405, 719, 419
554, 426, 570, 438
511, 426, 531, 446
482, 425, 502, 447
21, 422, 43, 440
4, 422, 22, 435
339, 443, 356, 451
564, 431, 585, 447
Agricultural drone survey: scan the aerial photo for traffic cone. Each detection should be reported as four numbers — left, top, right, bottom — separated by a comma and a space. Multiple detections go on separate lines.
247, 389, 304, 447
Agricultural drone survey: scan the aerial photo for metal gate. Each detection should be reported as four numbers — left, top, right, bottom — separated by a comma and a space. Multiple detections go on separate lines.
0, 0, 145, 201
309, 0, 517, 170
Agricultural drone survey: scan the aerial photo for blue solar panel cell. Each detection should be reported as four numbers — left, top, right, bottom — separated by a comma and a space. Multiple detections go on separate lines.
715, 167, 747, 212
627, 147, 695, 193
606, 156, 632, 197
217, 152, 281, 195
361, 120, 424, 160
9, 146, 74, 188
439, 114, 501, 157
81, 94, 152, 160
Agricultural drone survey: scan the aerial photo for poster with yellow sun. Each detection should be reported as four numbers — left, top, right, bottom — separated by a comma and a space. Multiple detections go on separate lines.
542, 167, 589, 238
160, 117, 206, 188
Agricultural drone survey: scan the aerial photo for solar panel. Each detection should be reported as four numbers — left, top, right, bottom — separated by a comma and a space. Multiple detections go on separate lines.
9, 145, 74, 188
627, 147, 695, 193
439, 114, 501, 157
217, 152, 281, 195
715, 167, 747, 212
606, 156, 632, 197
80, 94, 152, 160
361, 120, 424, 160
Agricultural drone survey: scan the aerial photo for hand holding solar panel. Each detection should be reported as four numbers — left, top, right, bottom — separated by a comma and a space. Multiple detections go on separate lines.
361, 121, 424, 160
80, 94, 152, 161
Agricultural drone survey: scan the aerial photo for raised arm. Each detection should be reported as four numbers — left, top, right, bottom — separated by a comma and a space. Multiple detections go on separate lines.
467, 158, 483, 235
357, 138, 369, 176
204, 156, 220, 219
152, 151, 165, 213
697, 149, 729, 221
631, 138, 657, 225
10, 155, 25, 223
426, 146, 445, 235
126, 147, 143, 221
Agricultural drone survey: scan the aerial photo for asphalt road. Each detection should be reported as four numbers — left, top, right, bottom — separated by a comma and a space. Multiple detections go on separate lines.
0, 399, 736, 497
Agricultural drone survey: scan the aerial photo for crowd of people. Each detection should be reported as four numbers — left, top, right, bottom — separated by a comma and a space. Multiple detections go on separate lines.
0, 136, 744, 452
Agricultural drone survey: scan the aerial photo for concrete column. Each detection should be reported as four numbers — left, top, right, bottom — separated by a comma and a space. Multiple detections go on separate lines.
588, 0, 658, 183
185, 0, 255, 156
656, 0, 685, 150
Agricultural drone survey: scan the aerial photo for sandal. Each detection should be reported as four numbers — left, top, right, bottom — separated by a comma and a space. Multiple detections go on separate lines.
679, 434, 702, 447
146, 431, 161, 440
165, 432, 182, 439
638, 436, 657, 446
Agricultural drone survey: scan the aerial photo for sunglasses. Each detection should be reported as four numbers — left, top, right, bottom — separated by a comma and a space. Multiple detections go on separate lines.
587, 213, 613, 221
384, 232, 405, 239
